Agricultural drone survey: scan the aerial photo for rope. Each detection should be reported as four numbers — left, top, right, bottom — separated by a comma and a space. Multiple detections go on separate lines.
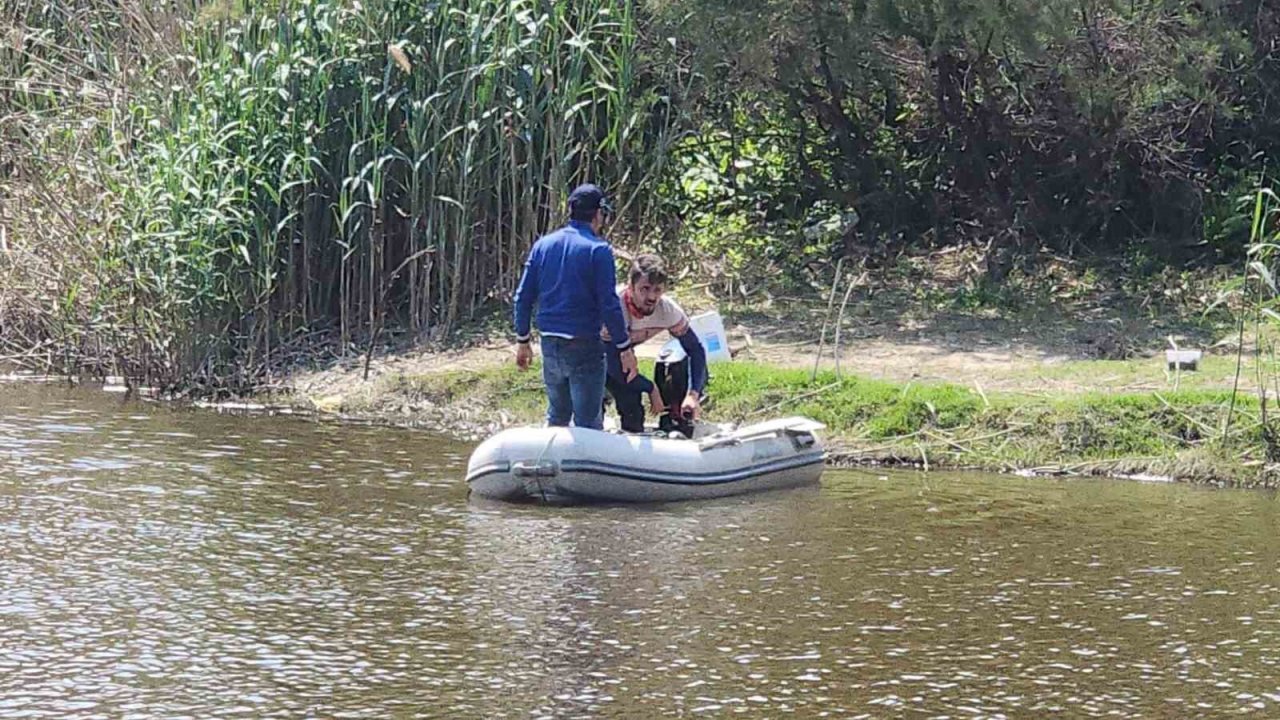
530, 429, 559, 503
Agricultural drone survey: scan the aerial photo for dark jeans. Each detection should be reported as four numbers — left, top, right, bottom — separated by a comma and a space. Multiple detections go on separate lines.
605, 374, 647, 433
541, 336, 606, 430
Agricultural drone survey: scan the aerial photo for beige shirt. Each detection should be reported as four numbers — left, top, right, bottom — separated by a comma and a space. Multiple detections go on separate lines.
601, 284, 689, 345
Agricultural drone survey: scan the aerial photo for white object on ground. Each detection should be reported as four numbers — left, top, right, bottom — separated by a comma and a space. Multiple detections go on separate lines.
1166, 349, 1202, 371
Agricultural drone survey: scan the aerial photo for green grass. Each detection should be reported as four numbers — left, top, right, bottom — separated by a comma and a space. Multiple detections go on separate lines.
1008, 353, 1252, 392
707, 363, 1256, 458
706, 363, 987, 437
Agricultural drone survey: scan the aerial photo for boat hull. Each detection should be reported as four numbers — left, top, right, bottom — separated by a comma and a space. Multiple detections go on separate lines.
466, 417, 826, 504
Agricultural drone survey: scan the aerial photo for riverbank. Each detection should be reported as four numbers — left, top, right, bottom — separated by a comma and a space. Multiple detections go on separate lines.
241, 280, 1269, 486
7, 242, 1272, 487
259, 347, 1272, 489
230, 257, 1280, 488
8, 303, 1266, 486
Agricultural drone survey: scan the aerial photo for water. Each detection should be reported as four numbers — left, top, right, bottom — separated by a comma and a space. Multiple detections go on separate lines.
3, 383, 1280, 717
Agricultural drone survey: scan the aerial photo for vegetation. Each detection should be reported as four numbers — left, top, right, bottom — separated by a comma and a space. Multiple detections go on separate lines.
1228, 187, 1280, 459
647, 0, 1280, 288
2, 1, 1279, 419
289, 187, 1280, 485
3, 0, 684, 389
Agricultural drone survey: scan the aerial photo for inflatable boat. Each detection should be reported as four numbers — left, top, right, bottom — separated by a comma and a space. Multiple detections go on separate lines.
465, 416, 826, 504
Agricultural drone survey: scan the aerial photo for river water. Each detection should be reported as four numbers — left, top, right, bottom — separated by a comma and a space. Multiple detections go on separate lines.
3, 383, 1280, 718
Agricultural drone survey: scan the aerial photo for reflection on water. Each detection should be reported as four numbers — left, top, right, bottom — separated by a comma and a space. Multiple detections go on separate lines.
3, 383, 1280, 717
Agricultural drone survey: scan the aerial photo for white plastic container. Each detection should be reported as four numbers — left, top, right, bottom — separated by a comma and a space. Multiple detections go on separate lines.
688, 311, 732, 363
1166, 349, 1201, 371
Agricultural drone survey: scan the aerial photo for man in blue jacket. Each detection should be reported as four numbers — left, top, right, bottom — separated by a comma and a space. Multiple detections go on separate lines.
513, 184, 638, 430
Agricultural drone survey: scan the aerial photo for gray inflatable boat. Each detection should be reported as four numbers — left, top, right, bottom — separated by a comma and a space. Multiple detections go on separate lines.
466, 416, 826, 504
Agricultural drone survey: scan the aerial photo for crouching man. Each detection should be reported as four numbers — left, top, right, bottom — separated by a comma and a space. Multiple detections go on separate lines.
602, 253, 707, 433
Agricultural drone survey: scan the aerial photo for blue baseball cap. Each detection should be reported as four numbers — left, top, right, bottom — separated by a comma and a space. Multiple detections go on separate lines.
568, 183, 614, 219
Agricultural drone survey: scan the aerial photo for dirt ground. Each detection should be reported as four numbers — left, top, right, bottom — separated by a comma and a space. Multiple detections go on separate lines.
286, 274, 1238, 406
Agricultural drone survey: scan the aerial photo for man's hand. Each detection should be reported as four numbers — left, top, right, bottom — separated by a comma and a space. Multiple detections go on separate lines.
515, 342, 533, 370
619, 348, 638, 382
648, 386, 666, 417
681, 391, 702, 420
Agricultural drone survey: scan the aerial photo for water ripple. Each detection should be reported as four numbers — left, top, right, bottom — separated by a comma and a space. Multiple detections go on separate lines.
2, 384, 1280, 716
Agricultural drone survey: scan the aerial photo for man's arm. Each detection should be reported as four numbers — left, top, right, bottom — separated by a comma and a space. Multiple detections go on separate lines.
606, 347, 655, 393
513, 242, 540, 343
674, 326, 708, 396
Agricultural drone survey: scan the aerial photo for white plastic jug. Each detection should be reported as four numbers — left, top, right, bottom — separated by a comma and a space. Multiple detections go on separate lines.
688, 311, 732, 363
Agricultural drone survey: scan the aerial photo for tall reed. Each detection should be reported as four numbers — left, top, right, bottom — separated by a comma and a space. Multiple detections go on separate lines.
0, 0, 191, 378
118, 0, 685, 388
1230, 187, 1280, 455
3, 0, 687, 390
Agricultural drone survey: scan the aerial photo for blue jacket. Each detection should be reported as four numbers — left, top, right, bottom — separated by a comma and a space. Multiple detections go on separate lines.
513, 221, 632, 350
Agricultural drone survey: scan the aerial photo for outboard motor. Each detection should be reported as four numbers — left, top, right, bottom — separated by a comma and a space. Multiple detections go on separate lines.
654, 341, 696, 438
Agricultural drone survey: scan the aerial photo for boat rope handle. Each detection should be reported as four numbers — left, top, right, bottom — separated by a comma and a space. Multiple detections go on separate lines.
531, 430, 558, 502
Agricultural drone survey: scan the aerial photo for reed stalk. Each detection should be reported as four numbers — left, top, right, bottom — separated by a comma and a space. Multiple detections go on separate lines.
2, 0, 688, 390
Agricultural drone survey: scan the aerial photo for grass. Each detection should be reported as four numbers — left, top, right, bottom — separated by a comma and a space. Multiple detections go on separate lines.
1005, 353, 1250, 392
316, 359, 1273, 488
